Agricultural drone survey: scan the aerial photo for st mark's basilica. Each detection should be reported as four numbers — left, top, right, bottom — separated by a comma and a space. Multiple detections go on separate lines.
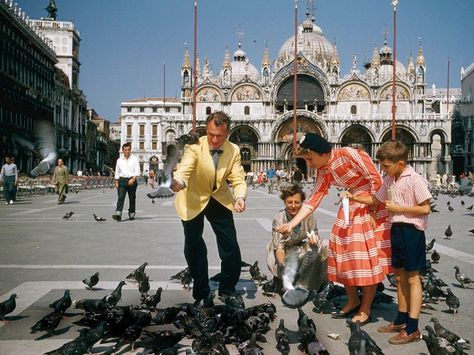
120, 10, 455, 181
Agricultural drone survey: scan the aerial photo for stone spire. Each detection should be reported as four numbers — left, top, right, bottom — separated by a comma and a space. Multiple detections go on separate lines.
407, 51, 415, 73
182, 46, 191, 69
416, 37, 426, 66
331, 41, 340, 65
262, 44, 270, 67
371, 42, 380, 67
222, 45, 231, 68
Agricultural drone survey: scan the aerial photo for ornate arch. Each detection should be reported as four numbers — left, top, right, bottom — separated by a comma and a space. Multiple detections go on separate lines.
196, 85, 224, 102
270, 57, 330, 103
379, 82, 411, 101
380, 125, 419, 143
340, 124, 375, 155
428, 128, 449, 143
270, 110, 327, 142
229, 84, 263, 102
229, 124, 261, 143
337, 81, 372, 101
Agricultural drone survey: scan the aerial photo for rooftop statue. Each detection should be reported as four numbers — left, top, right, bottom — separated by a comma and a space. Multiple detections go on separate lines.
46, 0, 57, 20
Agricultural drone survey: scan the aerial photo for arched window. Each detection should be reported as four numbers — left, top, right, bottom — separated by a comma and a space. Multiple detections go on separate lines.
205, 106, 211, 115
350, 105, 357, 115
244, 106, 250, 115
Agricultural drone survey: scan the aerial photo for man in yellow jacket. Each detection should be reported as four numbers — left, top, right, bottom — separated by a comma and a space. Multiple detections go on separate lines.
171, 111, 247, 307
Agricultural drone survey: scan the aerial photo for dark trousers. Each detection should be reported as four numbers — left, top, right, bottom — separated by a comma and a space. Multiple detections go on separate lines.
115, 178, 137, 214
2, 175, 15, 202
182, 197, 241, 300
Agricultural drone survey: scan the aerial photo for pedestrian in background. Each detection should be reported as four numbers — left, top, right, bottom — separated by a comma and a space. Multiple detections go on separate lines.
113, 142, 140, 221
52, 158, 69, 204
0, 155, 18, 205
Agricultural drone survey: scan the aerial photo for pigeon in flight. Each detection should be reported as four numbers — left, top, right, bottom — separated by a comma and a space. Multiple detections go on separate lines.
147, 132, 199, 200
62, 211, 74, 220
0, 294, 17, 323
466, 205, 473, 211
93, 214, 106, 222
82, 272, 100, 290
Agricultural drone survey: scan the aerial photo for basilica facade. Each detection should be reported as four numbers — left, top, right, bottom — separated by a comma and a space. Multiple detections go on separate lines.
121, 14, 455, 181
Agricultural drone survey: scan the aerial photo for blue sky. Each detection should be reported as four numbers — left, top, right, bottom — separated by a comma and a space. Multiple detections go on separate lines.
19, 0, 474, 122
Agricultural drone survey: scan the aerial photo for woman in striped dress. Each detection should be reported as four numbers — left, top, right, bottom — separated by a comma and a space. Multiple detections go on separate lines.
277, 133, 391, 324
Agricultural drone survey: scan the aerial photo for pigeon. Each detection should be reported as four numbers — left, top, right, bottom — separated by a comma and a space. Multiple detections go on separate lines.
448, 205, 454, 212
126, 262, 148, 281
31, 310, 62, 334
49, 290, 72, 315
0, 294, 17, 323
445, 288, 460, 314
134, 330, 185, 354
454, 266, 472, 288
249, 261, 268, 284
147, 133, 198, 200
74, 298, 108, 313
461, 200, 465, 206
139, 275, 150, 297
447, 201, 451, 205
82, 272, 100, 290
103, 281, 126, 306
275, 319, 290, 354
467, 205, 473, 211
430, 204, 439, 213
62, 211, 74, 220
445, 225, 453, 239
430, 317, 470, 344
347, 320, 384, 355
170, 267, 193, 290
469, 228, 474, 235
93, 213, 106, 222
142, 287, 163, 310
431, 250, 440, 263
426, 238, 436, 252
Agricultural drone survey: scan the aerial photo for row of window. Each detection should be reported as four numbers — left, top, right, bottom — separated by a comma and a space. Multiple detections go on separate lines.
126, 124, 161, 136
125, 106, 181, 113
205, 106, 251, 115
0, 107, 34, 130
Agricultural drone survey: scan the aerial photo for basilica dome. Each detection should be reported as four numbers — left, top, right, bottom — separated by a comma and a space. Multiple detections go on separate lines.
276, 18, 335, 69
228, 45, 260, 83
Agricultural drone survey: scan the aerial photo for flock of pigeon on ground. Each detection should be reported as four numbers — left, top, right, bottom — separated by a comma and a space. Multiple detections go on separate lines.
1, 251, 471, 354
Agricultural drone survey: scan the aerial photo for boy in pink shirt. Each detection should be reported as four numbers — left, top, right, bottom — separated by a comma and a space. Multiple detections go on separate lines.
341, 140, 431, 344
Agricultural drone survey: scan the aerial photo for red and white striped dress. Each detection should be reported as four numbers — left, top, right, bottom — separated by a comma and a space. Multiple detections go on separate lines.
305, 147, 391, 286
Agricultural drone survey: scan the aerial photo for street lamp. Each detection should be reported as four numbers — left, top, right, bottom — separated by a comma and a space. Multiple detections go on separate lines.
391, 0, 398, 140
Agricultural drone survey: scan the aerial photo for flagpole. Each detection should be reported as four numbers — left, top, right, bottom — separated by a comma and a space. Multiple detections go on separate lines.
293, 0, 298, 149
192, 0, 197, 133
391, 0, 398, 140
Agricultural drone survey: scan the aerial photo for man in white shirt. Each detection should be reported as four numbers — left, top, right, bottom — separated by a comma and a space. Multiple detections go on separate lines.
113, 143, 140, 221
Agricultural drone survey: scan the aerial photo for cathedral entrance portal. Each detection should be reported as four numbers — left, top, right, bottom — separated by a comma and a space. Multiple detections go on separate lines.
229, 125, 259, 172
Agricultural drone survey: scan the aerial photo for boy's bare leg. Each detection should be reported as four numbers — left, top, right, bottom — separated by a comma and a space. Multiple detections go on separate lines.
407, 271, 422, 319
395, 268, 409, 313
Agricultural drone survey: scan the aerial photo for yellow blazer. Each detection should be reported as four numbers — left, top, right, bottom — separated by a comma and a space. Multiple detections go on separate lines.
174, 136, 247, 221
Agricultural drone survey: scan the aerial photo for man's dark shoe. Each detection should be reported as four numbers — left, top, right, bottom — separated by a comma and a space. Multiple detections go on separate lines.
112, 213, 121, 222
193, 292, 214, 308
128, 212, 135, 220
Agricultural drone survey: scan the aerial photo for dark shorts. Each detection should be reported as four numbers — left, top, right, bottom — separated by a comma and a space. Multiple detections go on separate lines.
391, 222, 426, 272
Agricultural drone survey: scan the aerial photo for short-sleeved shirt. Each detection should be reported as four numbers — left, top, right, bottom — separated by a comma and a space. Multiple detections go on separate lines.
375, 165, 431, 230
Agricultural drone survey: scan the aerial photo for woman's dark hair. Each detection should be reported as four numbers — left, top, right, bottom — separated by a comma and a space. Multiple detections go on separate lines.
279, 183, 306, 201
